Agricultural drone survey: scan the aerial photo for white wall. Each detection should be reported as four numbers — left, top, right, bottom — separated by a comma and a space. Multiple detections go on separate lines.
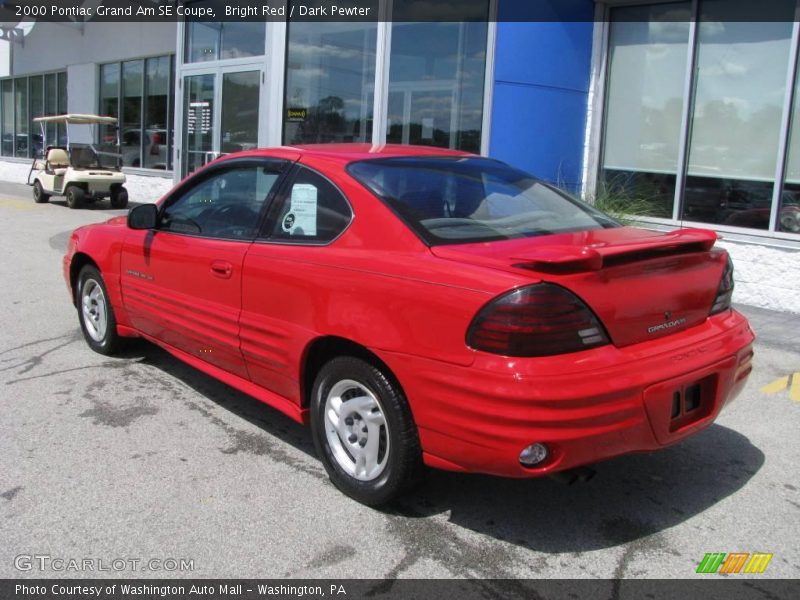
65, 63, 97, 142
12, 21, 176, 75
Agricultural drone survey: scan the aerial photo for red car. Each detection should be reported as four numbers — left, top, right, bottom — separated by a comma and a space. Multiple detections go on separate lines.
63, 145, 754, 505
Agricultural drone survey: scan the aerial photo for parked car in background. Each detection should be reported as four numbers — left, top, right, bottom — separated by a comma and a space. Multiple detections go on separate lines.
63, 144, 755, 505
121, 128, 169, 169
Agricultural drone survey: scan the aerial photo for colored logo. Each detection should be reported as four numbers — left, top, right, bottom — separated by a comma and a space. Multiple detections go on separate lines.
696, 552, 773, 574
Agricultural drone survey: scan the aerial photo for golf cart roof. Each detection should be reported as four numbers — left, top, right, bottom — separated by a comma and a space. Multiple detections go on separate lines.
33, 114, 117, 125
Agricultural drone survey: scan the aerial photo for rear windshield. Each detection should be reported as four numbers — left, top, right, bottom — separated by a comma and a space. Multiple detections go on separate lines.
347, 157, 618, 245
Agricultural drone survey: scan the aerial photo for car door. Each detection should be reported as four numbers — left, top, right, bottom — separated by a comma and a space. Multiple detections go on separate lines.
120, 158, 288, 379
240, 164, 354, 403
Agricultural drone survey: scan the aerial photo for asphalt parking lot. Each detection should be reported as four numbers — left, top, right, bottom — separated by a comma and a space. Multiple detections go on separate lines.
1, 179, 798, 580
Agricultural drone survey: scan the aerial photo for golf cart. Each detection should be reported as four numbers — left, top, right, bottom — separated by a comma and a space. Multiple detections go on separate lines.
27, 114, 128, 209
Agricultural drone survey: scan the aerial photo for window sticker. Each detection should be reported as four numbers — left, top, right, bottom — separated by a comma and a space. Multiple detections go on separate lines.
283, 183, 318, 235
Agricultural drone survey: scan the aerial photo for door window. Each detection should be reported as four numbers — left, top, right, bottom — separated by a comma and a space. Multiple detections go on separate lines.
160, 163, 285, 240
264, 166, 352, 243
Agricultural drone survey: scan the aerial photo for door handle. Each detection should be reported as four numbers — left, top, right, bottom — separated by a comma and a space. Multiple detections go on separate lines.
210, 260, 233, 279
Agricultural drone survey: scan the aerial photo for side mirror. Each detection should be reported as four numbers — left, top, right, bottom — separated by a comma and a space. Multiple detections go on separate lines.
128, 203, 158, 230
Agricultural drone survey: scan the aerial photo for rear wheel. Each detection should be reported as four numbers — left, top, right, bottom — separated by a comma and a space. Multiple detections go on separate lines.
33, 180, 49, 203
110, 186, 128, 209
65, 185, 85, 209
310, 356, 423, 506
76, 265, 122, 355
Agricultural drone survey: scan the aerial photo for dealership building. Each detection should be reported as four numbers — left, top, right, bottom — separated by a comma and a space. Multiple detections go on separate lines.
1, 0, 800, 252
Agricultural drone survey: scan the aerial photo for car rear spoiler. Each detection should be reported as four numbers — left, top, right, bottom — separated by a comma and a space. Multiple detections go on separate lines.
511, 228, 720, 273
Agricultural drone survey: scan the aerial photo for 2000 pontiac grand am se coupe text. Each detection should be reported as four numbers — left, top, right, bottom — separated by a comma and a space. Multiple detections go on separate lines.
63, 144, 755, 505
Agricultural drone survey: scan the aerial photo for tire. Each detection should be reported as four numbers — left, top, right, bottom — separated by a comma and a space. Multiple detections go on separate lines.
310, 356, 422, 506
65, 185, 85, 209
76, 265, 122, 355
110, 186, 129, 209
33, 180, 49, 203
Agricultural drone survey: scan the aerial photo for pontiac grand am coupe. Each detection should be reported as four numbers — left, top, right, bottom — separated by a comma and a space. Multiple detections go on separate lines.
63, 144, 754, 505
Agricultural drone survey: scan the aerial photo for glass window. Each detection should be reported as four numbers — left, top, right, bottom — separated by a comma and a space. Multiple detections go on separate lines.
44, 73, 57, 147
600, 3, 691, 218
161, 163, 284, 240
14, 78, 28, 158
99, 63, 119, 152
29, 76, 44, 158
683, 0, 795, 229
100, 58, 174, 170
184, 1, 266, 63
144, 56, 171, 169
348, 157, 617, 246
386, 0, 489, 153
267, 166, 352, 242
283, 12, 376, 144
121, 60, 144, 167
1, 79, 13, 156
57, 71, 67, 145
779, 47, 800, 235
221, 71, 260, 153
183, 73, 215, 176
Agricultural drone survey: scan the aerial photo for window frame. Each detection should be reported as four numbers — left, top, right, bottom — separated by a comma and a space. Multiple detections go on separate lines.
256, 162, 355, 246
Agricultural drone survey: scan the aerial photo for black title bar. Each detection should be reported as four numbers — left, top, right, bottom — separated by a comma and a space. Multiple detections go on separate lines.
1, 0, 800, 23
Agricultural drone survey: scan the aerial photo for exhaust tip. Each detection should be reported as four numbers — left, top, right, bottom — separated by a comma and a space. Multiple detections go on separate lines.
549, 466, 596, 485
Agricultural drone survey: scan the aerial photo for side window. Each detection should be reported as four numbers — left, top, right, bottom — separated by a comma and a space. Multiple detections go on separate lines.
266, 166, 352, 243
160, 163, 284, 240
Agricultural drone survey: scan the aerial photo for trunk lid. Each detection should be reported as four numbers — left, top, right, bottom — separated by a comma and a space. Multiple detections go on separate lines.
431, 227, 727, 348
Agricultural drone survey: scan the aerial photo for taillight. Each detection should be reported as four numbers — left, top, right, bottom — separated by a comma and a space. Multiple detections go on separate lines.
710, 254, 734, 315
466, 283, 610, 357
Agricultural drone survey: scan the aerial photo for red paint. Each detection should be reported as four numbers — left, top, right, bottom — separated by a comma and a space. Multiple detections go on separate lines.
64, 144, 755, 478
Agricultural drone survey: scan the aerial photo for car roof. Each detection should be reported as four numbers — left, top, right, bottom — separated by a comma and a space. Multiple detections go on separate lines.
223, 143, 475, 165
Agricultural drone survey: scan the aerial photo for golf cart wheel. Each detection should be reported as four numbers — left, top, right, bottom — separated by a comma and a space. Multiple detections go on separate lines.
110, 186, 129, 209
66, 186, 85, 210
33, 180, 49, 204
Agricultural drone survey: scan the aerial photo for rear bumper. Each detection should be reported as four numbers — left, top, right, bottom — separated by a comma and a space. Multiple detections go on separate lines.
375, 309, 754, 478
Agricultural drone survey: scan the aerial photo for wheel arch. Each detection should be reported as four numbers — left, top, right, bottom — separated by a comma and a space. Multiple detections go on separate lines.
69, 252, 100, 306
300, 336, 405, 410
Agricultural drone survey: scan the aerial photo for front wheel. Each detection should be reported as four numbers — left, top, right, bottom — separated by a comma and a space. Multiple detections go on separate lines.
310, 356, 422, 506
110, 186, 128, 209
76, 265, 122, 355
33, 180, 49, 203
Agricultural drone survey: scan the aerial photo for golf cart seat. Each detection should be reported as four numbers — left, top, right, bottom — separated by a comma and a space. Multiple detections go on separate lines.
46, 148, 70, 175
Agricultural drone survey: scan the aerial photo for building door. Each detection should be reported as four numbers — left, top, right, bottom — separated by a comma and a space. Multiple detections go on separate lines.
179, 67, 264, 177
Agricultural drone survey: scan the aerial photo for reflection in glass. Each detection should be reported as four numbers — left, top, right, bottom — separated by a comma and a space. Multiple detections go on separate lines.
29, 76, 44, 157
57, 71, 67, 145
99, 64, 119, 152
121, 61, 144, 167
184, 20, 265, 62
14, 78, 28, 158
683, 0, 794, 229
283, 16, 376, 144
183, 74, 215, 176
600, 3, 691, 218
1, 80, 13, 156
386, 3, 489, 153
44, 73, 57, 148
779, 30, 800, 235
221, 71, 260, 154
144, 56, 172, 169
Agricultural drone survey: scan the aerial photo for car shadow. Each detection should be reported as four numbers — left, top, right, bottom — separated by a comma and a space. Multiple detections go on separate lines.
48, 199, 146, 211
119, 340, 764, 554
